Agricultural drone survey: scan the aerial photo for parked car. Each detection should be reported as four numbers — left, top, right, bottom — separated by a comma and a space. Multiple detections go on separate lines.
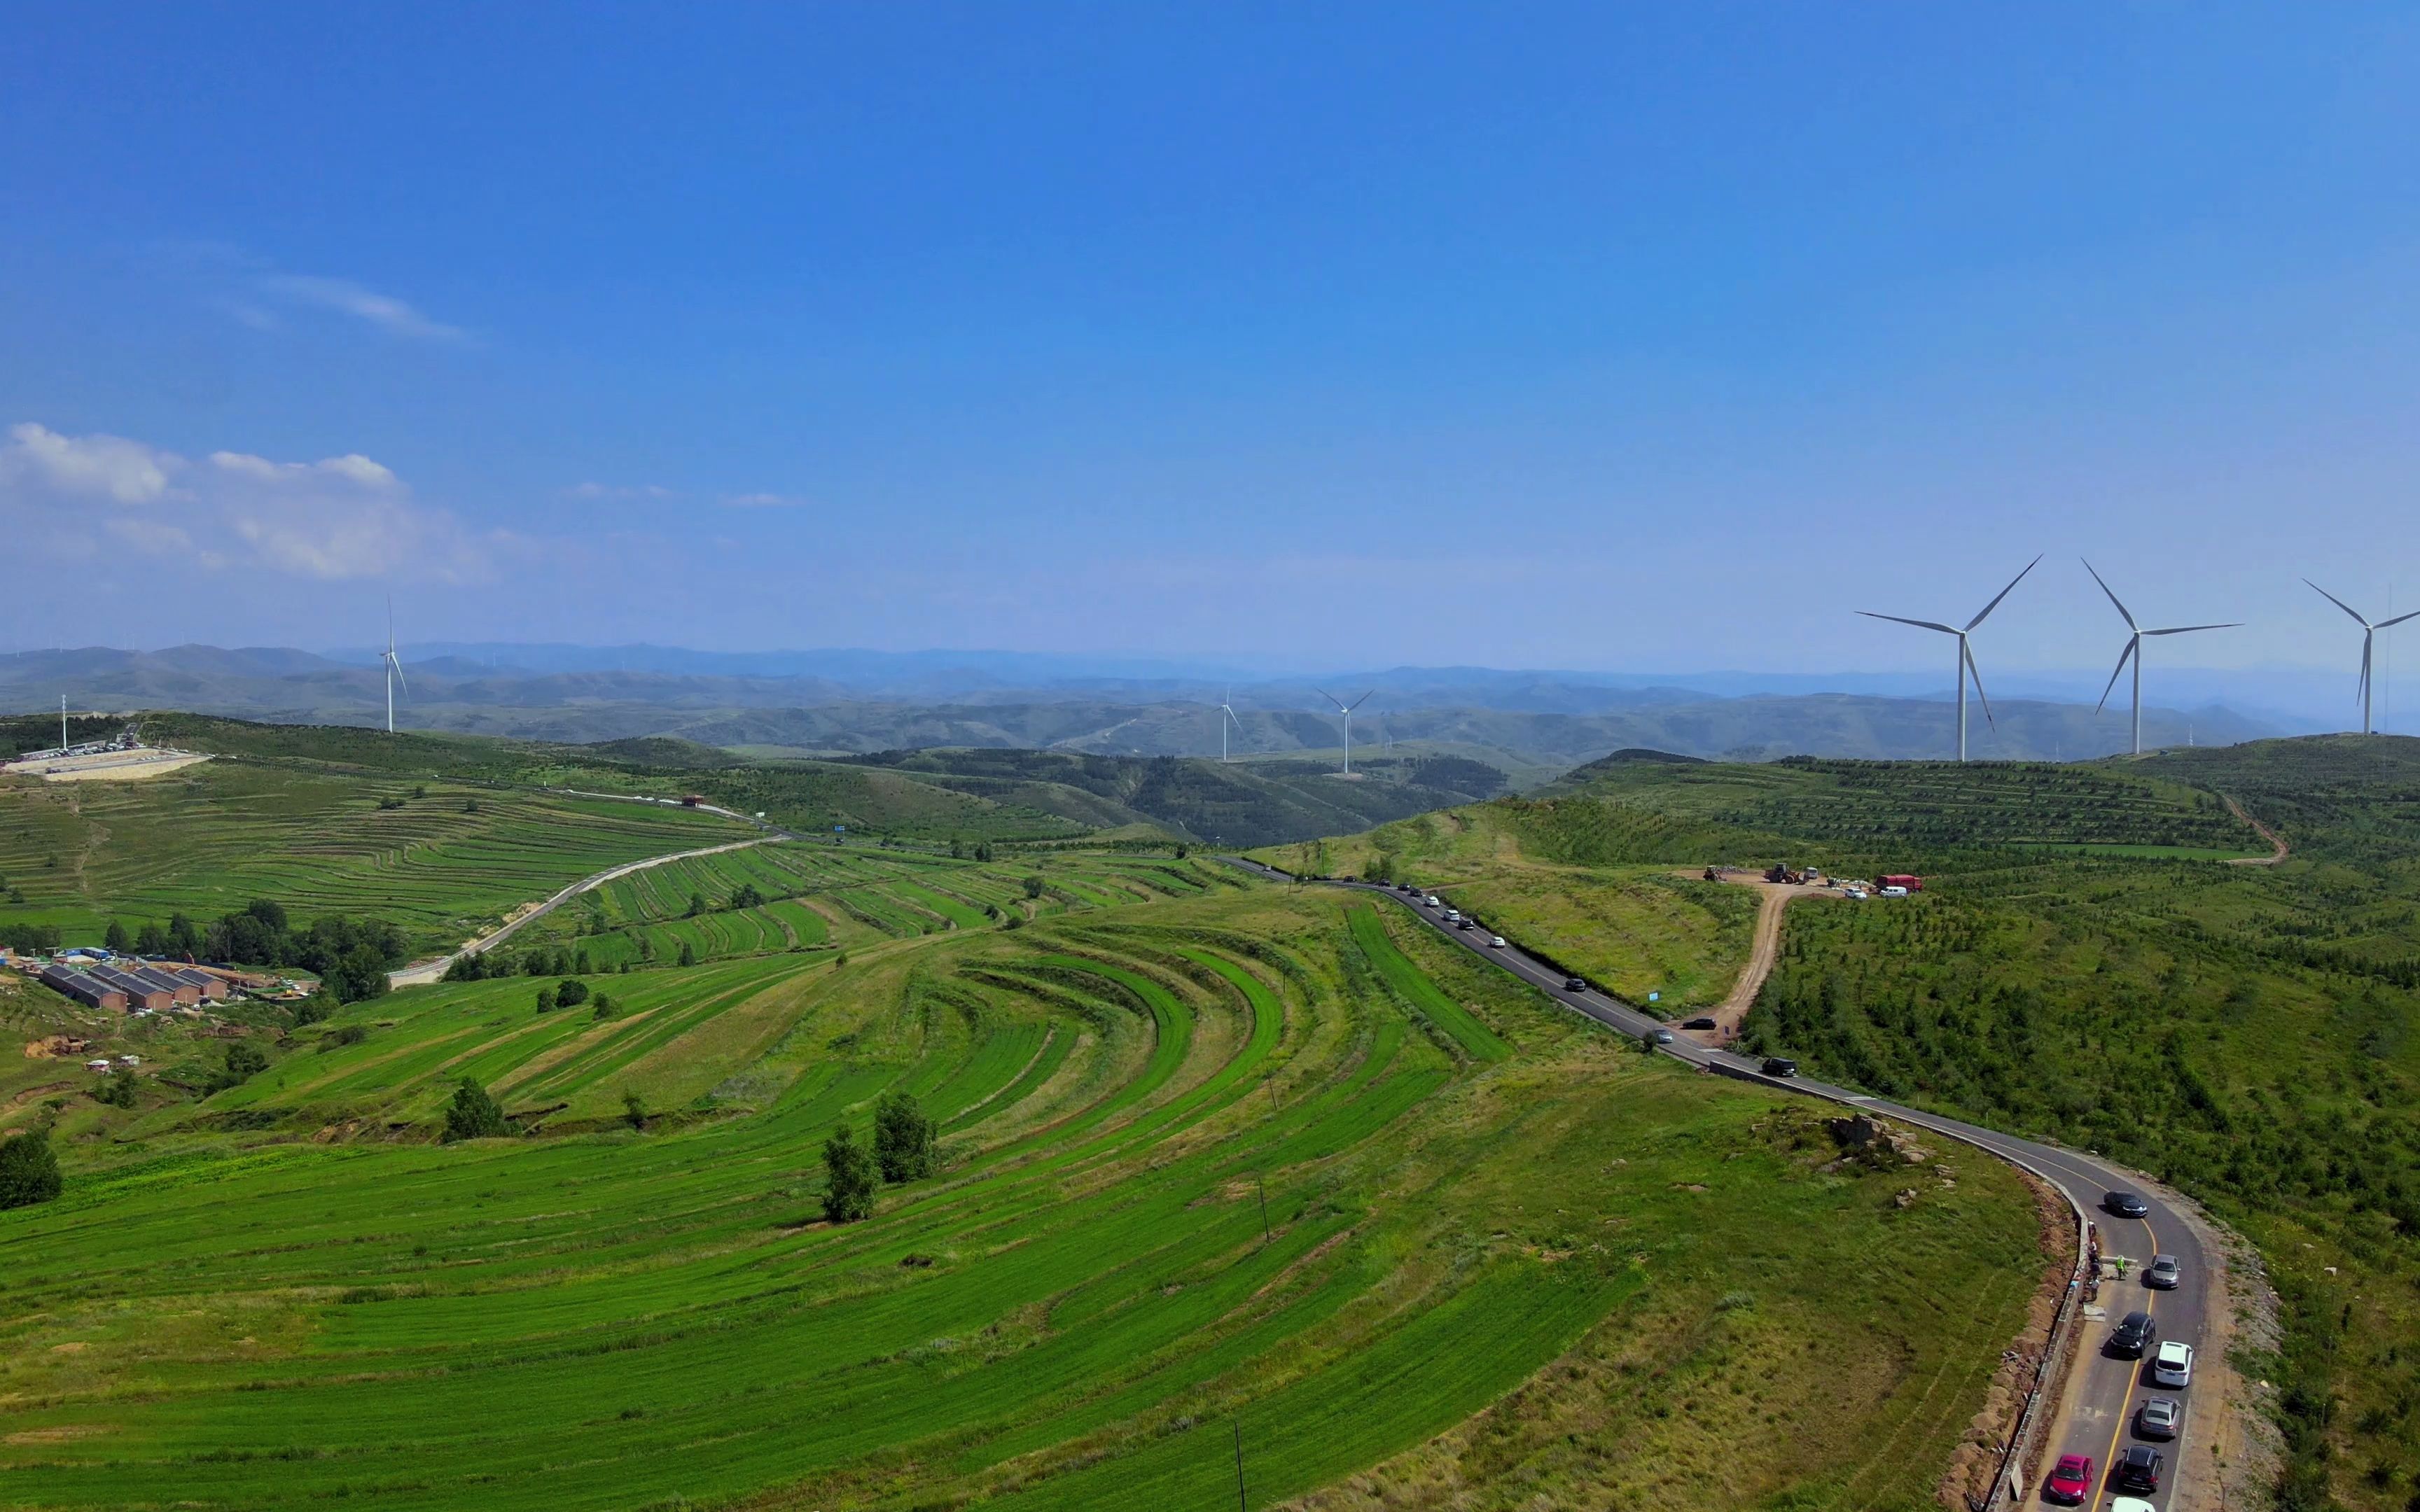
1488, 934, 1506, 948
1879, 884, 1909, 897
2152, 1340, 2195, 1387
1760, 1057, 1797, 1077
2135, 1397, 2181, 1440
2107, 1501, 2157, 1512
2114, 1445, 2163, 1493
2110, 1310, 2157, 1357
1562, 976, 1587, 991
2043, 1454, 2093, 1505
2144, 1254, 2181, 1290
2103, 1190, 2151, 1219
1682, 1016, 1718, 1030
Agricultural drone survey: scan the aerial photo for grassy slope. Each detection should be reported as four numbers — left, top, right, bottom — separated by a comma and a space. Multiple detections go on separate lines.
0, 887, 2040, 1512
0, 760, 748, 952
1282, 738, 2410, 1509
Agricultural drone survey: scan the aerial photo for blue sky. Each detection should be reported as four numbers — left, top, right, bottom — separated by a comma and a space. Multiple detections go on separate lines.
4, 4, 2419, 691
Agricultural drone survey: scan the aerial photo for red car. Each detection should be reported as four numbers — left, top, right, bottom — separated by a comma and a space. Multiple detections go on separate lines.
2044, 1455, 2094, 1505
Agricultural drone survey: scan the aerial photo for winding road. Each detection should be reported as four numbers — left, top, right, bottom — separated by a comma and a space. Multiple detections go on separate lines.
1228, 858, 2218, 1512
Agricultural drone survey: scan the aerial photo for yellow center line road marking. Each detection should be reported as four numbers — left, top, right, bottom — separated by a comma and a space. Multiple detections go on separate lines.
2095, 1215, 2159, 1503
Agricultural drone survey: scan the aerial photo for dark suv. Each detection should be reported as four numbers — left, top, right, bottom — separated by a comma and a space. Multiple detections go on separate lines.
2115, 1444, 2163, 1492
2110, 1310, 2157, 1357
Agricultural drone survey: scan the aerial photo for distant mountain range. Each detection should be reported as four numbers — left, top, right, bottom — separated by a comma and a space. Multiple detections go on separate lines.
0, 642, 2288, 773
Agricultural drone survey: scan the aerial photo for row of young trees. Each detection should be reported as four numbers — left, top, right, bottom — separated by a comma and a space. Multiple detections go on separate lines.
820, 1091, 936, 1222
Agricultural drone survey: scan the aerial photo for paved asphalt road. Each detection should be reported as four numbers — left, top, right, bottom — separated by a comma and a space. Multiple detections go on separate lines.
1230, 859, 2211, 1511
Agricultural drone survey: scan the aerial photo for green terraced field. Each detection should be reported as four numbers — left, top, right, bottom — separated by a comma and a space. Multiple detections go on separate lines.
0, 885, 2044, 1511
0, 761, 751, 953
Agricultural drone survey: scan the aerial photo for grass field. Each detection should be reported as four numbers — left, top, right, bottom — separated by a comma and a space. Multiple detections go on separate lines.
1267, 737, 2418, 1510
0, 760, 750, 953
0, 883, 2043, 1511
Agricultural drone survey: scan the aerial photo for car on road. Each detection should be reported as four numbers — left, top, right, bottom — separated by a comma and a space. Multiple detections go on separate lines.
2110, 1310, 2157, 1357
1652, 1029, 1674, 1044
1443, 909, 1462, 923
2108, 1501, 2157, 1512
1456, 918, 1475, 930
1563, 976, 1587, 991
2114, 1445, 2163, 1493
2103, 1190, 2151, 1219
2135, 1397, 2181, 1440
2152, 1340, 2194, 1387
2143, 1254, 2181, 1290
2044, 1454, 2093, 1504
1488, 934, 1506, 948
1423, 896, 1440, 908
1760, 1057, 1797, 1077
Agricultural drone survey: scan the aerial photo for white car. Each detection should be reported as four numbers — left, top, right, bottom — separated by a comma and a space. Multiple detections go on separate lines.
1423, 895, 1440, 908
2151, 1340, 2194, 1387
1489, 935, 1506, 948
1879, 884, 1909, 897
2108, 1500, 2158, 1512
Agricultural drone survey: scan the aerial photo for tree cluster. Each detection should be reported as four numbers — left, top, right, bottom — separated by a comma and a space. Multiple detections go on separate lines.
0, 1130, 62, 1210
443, 1078, 510, 1142
819, 1091, 938, 1224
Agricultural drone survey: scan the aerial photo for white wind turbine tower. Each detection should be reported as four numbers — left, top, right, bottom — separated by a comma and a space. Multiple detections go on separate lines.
1314, 688, 1375, 776
2305, 580, 2420, 736
1216, 687, 1243, 763
1858, 555, 2039, 762
2083, 561, 2238, 756
380, 596, 408, 734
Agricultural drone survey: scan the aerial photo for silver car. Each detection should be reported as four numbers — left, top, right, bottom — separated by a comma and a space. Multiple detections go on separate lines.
2144, 1254, 2181, 1290
2136, 1397, 2181, 1440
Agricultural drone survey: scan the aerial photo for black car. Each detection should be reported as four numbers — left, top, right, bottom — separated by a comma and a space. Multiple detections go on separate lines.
2104, 1190, 2151, 1219
2110, 1310, 2157, 1357
1760, 1057, 1797, 1077
2114, 1445, 2163, 1492
1563, 976, 1586, 992
1455, 918, 1475, 930
1682, 1016, 1718, 1030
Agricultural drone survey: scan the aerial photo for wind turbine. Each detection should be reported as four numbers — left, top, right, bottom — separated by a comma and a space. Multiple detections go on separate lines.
1216, 687, 1243, 763
380, 596, 408, 734
1314, 688, 1374, 776
2083, 561, 2238, 757
1858, 555, 2039, 762
2305, 580, 2420, 736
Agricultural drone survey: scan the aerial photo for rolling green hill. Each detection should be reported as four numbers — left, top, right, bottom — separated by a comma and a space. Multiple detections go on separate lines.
0, 883, 2044, 1511
1275, 736, 2420, 1511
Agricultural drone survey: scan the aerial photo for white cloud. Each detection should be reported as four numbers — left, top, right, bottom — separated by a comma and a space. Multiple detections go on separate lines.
258, 274, 471, 344
1, 420, 489, 583
723, 491, 809, 508
0, 421, 176, 503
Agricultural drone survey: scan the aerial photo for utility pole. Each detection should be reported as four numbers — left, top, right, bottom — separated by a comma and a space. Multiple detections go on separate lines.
1232, 1420, 1248, 1512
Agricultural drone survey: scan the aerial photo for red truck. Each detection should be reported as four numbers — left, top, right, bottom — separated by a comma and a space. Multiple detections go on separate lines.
1879, 874, 1924, 892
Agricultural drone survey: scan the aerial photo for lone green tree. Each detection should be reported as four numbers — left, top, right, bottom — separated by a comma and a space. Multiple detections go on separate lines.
677, 941, 697, 967
0, 1130, 62, 1210
1022, 875, 1045, 900
872, 1091, 936, 1182
821, 1124, 877, 1223
443, 1078, 510, 1142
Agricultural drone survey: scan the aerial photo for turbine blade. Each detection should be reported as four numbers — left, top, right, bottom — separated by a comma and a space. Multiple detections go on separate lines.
2095, 637, 2138, 715
1312, 687, 1340, 710
2081, 559, 2137, 631
1347, 690, 1375, 712
387, 652, 408, 695
1857, 611, 1959, 634
2142, 623, 2242, 636
1963, 554, 2042, 631
2305, 580, 2372, 628
2377, 608, 2420, 631
1964, 640, 1997, 730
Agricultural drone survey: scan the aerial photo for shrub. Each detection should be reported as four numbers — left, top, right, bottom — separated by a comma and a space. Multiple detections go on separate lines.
623, 1090, 647, 1130
676, 942, 697, 967
534, 987, 557, 1014
94, 1070, 139, 1108
873, 1091, 936, 1183
555, 979, 590, 1007
821, 1125, 877, 1223
1022, 876, 1045, 899
0, 1131, 62, 1210
443, 1079, 509, 1142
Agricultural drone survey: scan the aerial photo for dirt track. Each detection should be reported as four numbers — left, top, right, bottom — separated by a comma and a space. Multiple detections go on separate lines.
1683, 874, 1829, 1042
2221, 795, 2289, 865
